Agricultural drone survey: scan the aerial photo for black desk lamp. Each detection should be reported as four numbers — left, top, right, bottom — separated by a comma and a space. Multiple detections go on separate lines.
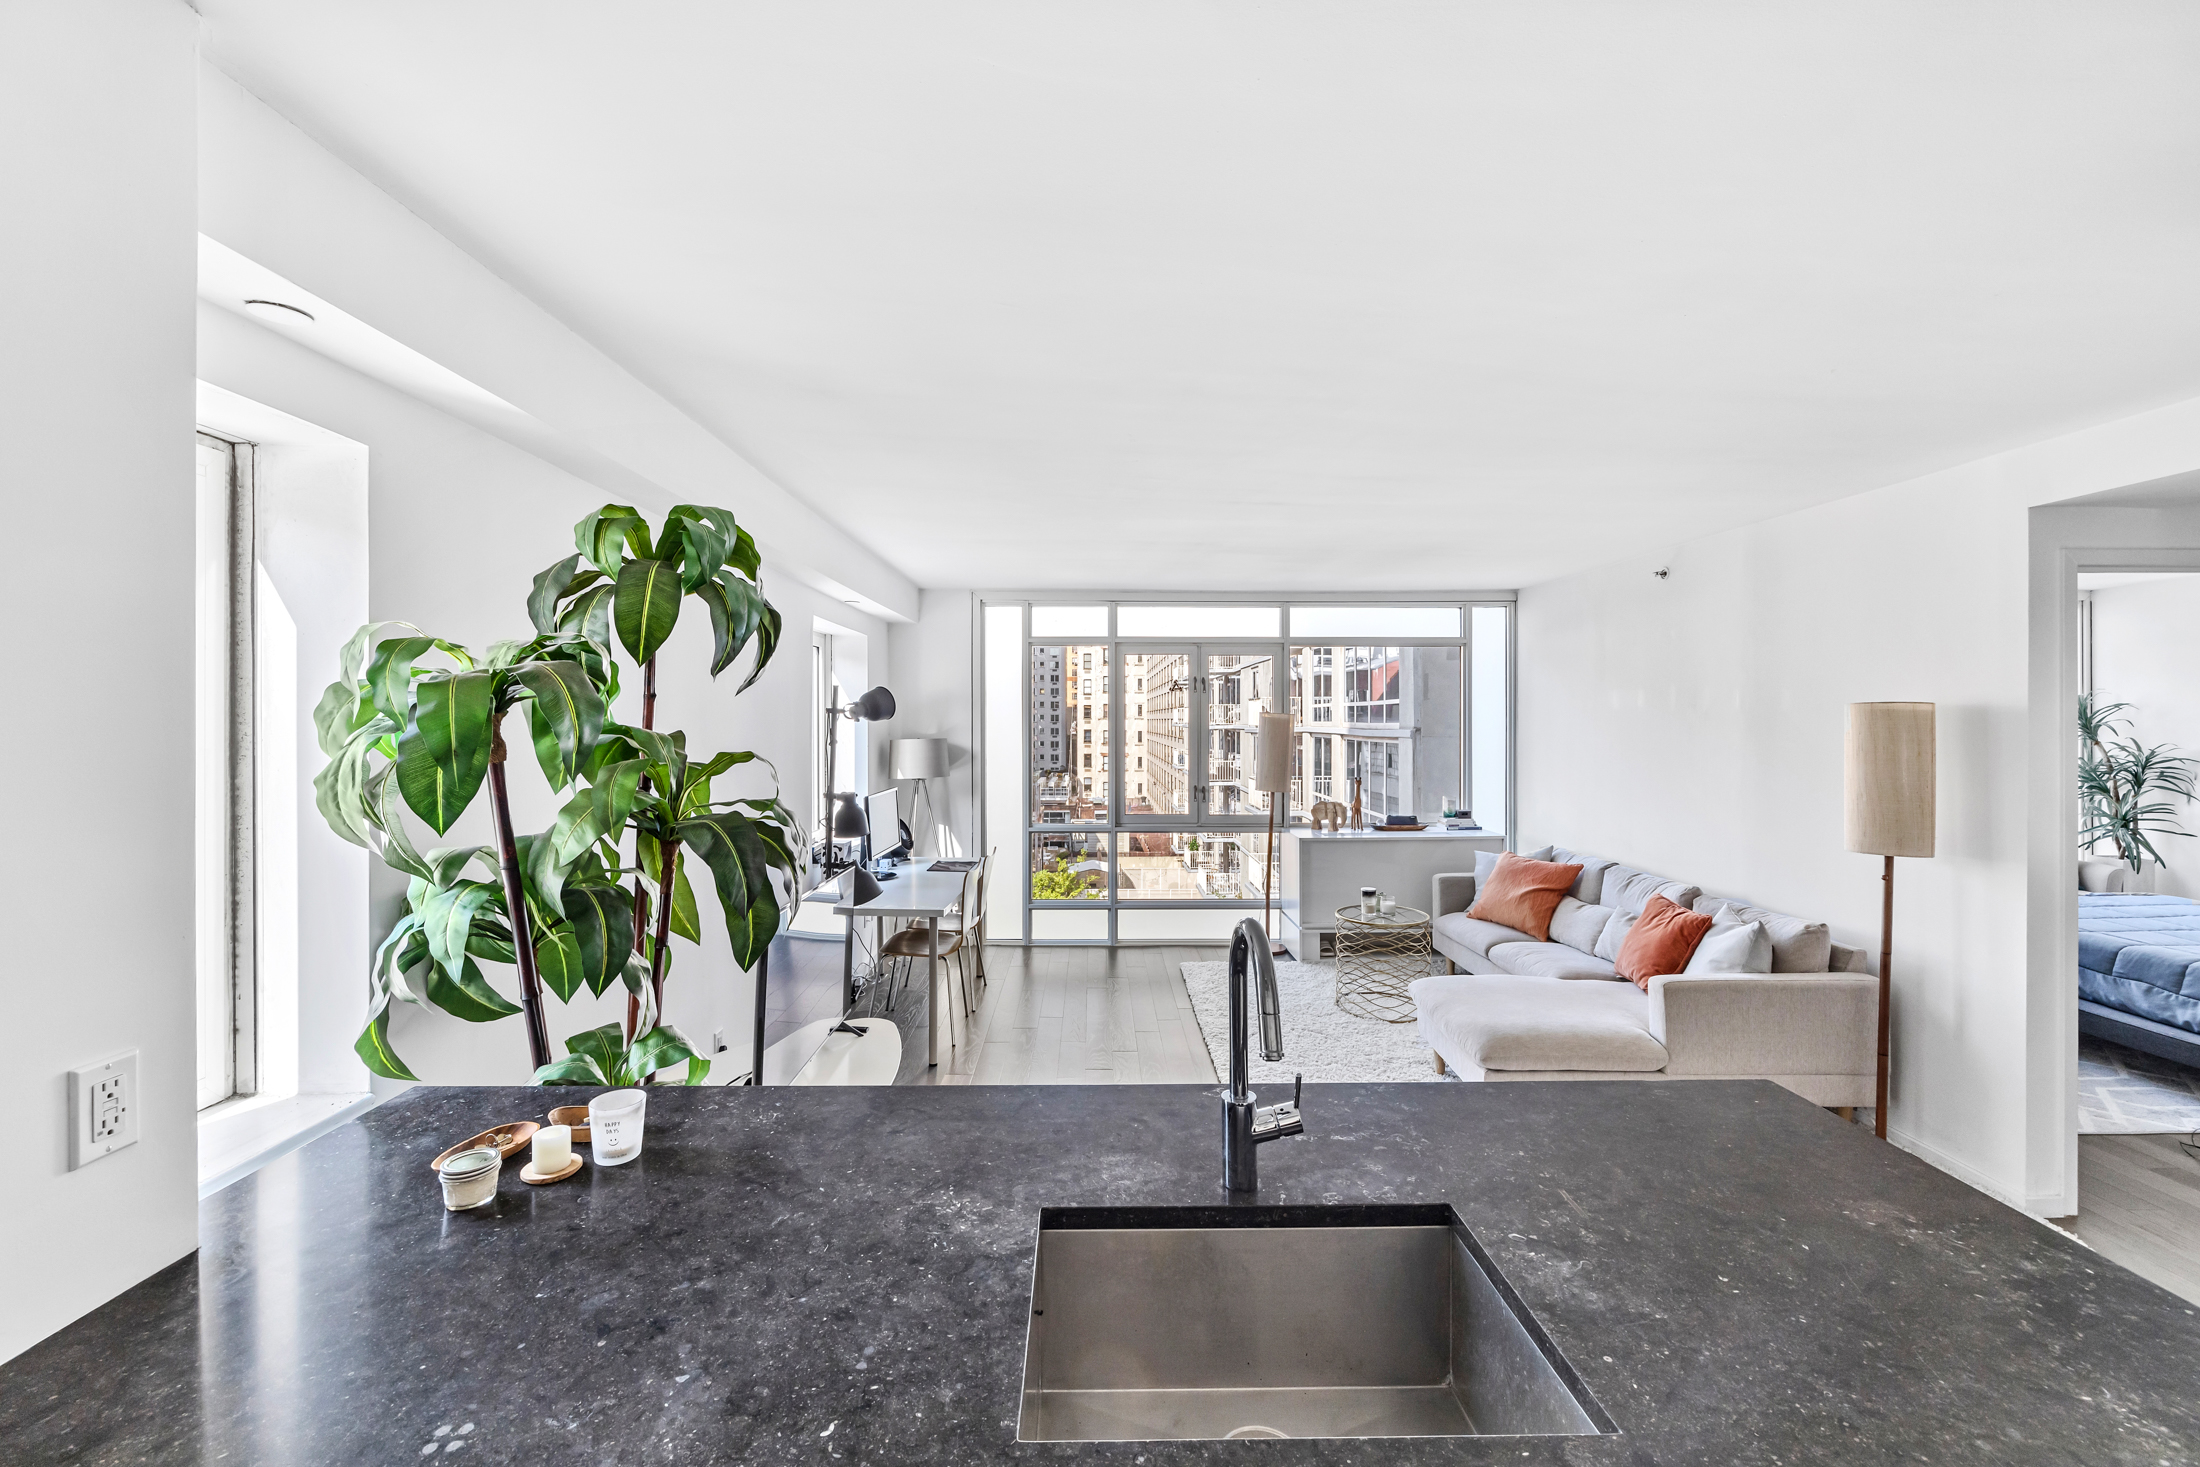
823, 685, 895, 875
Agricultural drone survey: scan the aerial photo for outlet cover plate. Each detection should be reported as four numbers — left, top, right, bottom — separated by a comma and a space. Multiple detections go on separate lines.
68, 1050, 140, 1169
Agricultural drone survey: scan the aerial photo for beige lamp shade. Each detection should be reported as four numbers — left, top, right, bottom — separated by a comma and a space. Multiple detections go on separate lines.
1845, 702, 1935, 858
890, 737, 949, 780
1254, 712, 1293, 794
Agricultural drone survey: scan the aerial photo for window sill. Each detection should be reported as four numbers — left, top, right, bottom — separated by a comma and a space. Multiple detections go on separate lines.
198, 1089, 379, 1198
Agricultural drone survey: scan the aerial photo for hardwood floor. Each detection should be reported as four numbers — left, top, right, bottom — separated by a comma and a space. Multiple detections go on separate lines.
758, 935, 1223, 1086
2065, 1133, 2200, 1305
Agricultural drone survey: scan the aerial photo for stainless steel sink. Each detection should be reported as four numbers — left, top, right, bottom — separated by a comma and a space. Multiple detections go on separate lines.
1016, 1204, 1614, 1442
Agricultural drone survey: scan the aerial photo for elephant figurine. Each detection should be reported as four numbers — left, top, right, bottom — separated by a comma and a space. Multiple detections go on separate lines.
1309, 799, 1348, 832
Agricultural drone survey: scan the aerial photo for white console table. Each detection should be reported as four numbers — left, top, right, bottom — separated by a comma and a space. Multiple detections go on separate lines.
1279, 828, 1507, 960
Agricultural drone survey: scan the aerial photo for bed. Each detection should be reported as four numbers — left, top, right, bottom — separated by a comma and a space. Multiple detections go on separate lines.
2078, 892, 2200, 1068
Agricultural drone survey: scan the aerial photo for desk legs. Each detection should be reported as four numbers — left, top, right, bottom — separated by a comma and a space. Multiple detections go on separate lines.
928, 917, 941, 1067
842, 920, 857, 1014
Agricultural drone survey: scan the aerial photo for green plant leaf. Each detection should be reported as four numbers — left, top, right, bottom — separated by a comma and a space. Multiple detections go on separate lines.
395, 671, 496, 833
630, 1022, 710, 1085
670, 858, 701, 943
423, 954, 523, 1023
421, 879, 502, 976
533, 925, 587, 1004
513, 660, 605, 790
364, 765, 435, 881
664, 507, 731, 593
354, 993, 419, 1081
532, 1052, 610, 1085
313, 713, 399, 850
364, 636, 439, 726
613, 557, 682, 665
575, 505, 650, 577
727, 525, 761, 579
677, 809, 789, 969
562, 1022, 629, 1078
528, 554, 606, 637
561, 882, 636, 997
738, 601, 783, 694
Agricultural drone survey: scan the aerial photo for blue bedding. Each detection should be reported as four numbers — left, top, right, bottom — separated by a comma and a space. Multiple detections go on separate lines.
2079, 893, 2200, 1036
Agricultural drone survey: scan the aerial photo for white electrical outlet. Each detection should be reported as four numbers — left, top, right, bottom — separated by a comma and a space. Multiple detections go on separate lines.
712, 1028, 728, 1054
68, 1050, 140, 1169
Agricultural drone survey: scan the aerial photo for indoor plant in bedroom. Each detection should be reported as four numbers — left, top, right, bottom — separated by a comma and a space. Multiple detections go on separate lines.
2079, 694, 2199, 879
311, 502, 802, 1086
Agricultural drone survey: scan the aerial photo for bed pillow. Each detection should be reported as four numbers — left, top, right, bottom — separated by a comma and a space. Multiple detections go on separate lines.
1547, 897, 1617, 956
1467, 853, 1584, 943
1614, 894, 1716, 989
1682, 919, 1774, 975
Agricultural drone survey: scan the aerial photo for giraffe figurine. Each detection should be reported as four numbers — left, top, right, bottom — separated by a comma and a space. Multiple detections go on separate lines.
1349, 776, 1364, 831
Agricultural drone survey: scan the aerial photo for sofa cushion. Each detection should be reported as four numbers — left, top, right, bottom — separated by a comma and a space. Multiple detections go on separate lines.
1594, 908, 1636, 962
1683, 918, 1774, 975
1601, 864, 1703, 917
1488, 941, 1620, 981
1694, 898, 1832, 973
1467, 854, 1583, 942
1615, 894, 1715, 988
1475, 846, 1554, 888
1547, 848, 1618, 905
1432, 911, 1536, 960
1547, 897, 1617, 955
1410, 974, 1668, 1073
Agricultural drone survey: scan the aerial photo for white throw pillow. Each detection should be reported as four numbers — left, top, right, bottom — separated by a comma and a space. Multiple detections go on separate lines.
1683, 919, 1774, 975
1547, 897, 1616, 956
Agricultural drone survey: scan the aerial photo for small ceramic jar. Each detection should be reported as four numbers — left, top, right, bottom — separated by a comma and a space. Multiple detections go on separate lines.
439, 1146, 502, 1211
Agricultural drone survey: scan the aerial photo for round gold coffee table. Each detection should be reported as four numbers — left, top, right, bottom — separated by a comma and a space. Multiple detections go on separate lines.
1333, 904, 1435, 1023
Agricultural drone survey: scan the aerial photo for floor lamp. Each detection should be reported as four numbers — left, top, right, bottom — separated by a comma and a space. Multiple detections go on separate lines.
1255, 711, 1293, 957
1845, 701, 1936, 1140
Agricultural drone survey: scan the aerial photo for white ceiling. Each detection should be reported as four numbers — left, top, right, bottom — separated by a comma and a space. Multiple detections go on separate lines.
196, 2, 2200, 591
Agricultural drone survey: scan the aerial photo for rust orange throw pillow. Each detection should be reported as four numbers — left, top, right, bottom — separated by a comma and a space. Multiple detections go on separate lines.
1465, 853, 1584, 942
1614, 894, 1715, 989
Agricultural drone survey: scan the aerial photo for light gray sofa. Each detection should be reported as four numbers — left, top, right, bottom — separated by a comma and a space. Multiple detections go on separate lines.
1409, 846, 1878, 1107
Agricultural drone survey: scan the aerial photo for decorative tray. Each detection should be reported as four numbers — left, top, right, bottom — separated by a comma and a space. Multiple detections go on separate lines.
430, 1122, 539, 1173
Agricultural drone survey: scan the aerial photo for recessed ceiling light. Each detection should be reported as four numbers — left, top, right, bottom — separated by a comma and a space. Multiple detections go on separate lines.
243, 298, 315, 325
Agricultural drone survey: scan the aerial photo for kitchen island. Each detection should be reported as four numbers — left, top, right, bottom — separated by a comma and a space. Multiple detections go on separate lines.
3, 1081, 2197, 1464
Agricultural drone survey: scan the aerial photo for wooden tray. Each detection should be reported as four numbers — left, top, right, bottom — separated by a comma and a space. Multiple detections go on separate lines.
1379, 823, 1428, 832
430, 1122, 538, 1174
547, 1105, 592, 1143
520, 1154, 583, 1186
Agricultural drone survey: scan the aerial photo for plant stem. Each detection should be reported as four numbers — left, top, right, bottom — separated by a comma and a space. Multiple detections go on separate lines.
649, 842, 681, 1017
625, 653, 660, 1044
487, 719, 552, 1071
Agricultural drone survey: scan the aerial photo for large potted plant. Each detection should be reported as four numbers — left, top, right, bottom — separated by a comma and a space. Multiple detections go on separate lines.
2079, 694, 2199, 878
313, 502, 802, 1085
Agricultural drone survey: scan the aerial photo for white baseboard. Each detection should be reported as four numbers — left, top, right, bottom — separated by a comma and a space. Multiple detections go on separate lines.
1887, 1125, 2028, 1213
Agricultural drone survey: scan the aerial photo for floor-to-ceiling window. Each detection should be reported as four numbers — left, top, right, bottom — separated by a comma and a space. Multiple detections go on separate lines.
195, 431, 256, 1109
983, 600, 1512, 943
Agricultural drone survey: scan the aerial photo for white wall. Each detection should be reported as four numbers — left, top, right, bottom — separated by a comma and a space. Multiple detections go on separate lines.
886, 591, 980, 859
2085, 575, 2200, 895
1518, 393, 2200, 1217
1, 0, 200, 1364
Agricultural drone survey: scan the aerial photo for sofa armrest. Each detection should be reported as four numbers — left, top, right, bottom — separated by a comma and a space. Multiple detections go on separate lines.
1647, 971, 1876, 1079
1432, 872, 1476, 918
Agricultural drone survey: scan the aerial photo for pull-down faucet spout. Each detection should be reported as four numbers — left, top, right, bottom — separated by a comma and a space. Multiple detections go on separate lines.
1221, 917, 1305, 1193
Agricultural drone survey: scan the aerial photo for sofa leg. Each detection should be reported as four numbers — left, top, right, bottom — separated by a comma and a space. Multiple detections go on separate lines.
1433, 1052, 1448, 1076
1832, 1106, 1854, 1122
1446, 958, 1457, 975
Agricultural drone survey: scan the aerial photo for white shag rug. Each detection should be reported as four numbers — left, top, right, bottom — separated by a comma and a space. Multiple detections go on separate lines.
2079, 1035, 2200, 1134
1180, 960, 1444, 1085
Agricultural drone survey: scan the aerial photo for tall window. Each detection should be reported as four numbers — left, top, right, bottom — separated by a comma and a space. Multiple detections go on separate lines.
196, 433, 256, 1109
1002, 603, 1510, 942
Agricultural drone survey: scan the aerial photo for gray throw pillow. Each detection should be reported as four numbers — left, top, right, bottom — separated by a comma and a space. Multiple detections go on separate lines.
1474, 846, 1556, 888
1594, 908, 1636, 963
1700, 900, 1831, 972
1547, 897, 1615, 956
1683, 919, 1774, 975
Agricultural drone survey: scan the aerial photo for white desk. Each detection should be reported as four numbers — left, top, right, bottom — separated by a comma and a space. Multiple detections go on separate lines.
832, 865, 970, 1068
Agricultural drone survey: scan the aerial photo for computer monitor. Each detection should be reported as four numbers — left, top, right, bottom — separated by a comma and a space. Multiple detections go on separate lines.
864, 788, 902, 858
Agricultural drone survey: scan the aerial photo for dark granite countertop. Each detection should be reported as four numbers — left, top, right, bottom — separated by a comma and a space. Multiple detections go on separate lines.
5, 1081, 2199, 1465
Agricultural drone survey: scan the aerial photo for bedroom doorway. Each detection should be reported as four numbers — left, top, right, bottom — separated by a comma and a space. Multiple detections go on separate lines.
2062, 567, 2200, 1300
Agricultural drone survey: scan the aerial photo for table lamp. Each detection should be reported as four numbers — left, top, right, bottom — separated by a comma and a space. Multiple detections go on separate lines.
891, 737, 951, 857
1255, 711, 1293, 956
1845, 701, 1935, 1140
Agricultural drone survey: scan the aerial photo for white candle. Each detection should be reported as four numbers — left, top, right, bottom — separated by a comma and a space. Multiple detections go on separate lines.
533, 1124, 572, 1173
